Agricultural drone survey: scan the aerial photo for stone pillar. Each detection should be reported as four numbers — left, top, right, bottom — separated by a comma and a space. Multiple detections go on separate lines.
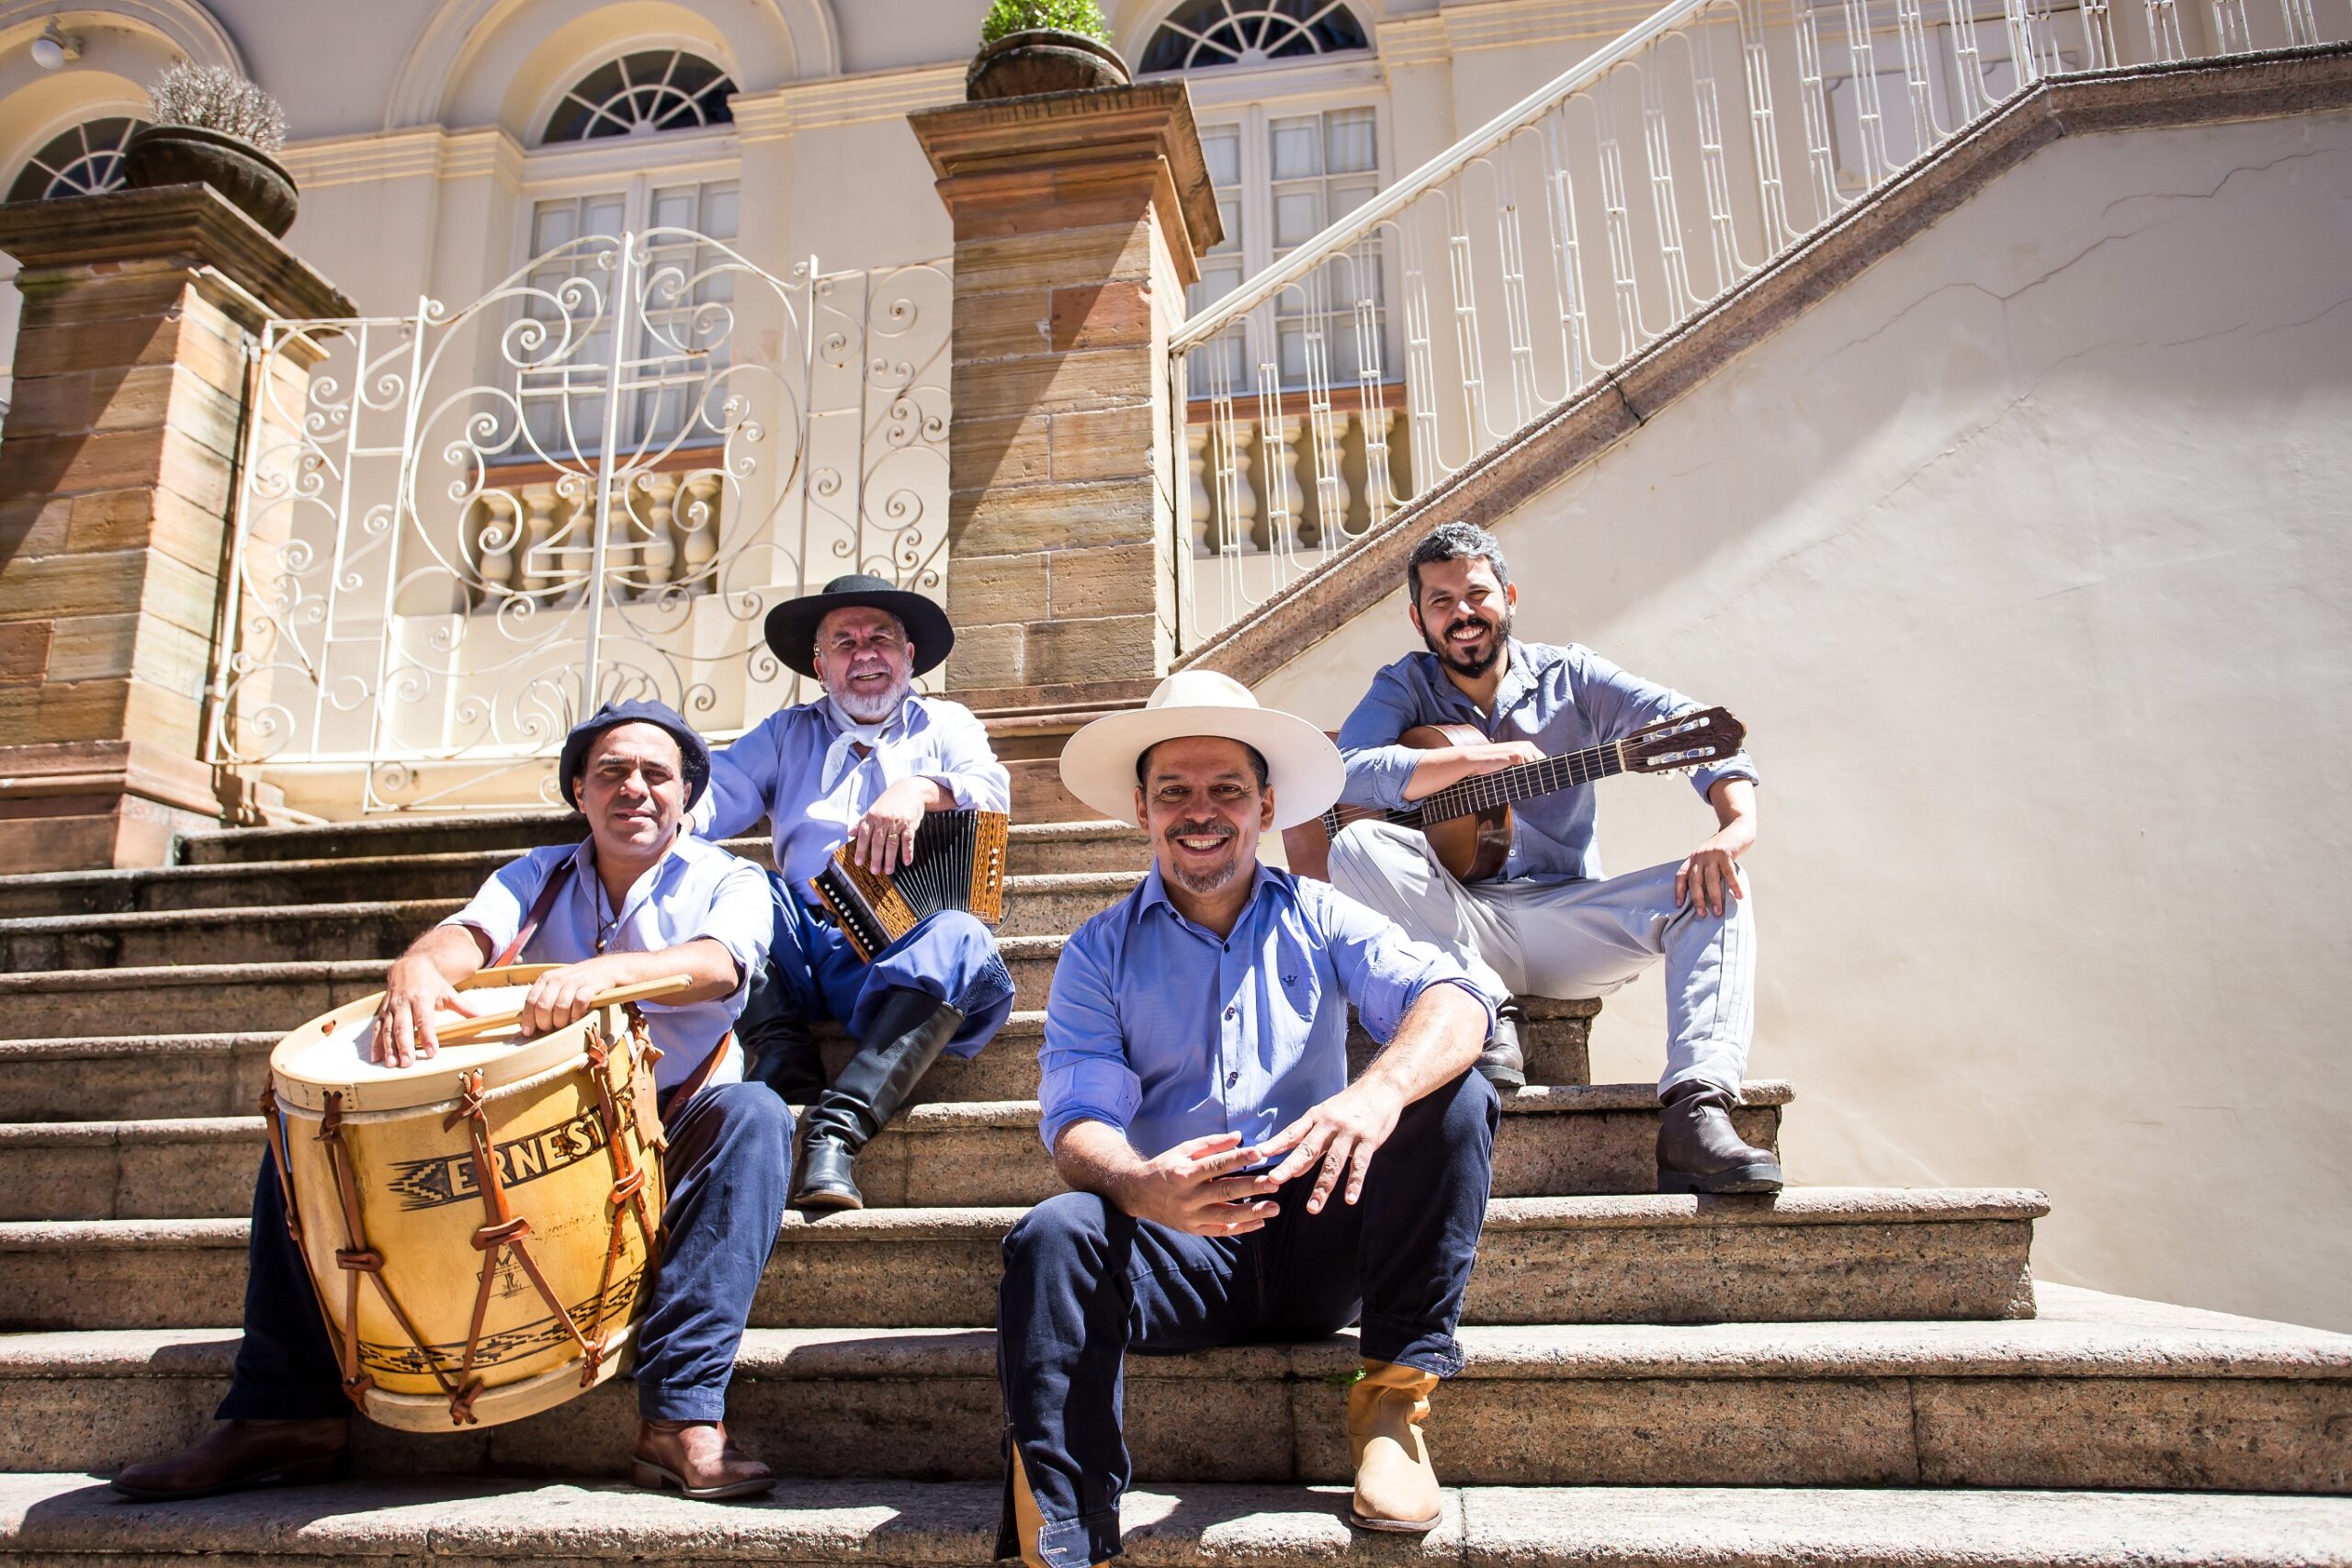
0, 186, 352, 872
908, 82, 1220, 700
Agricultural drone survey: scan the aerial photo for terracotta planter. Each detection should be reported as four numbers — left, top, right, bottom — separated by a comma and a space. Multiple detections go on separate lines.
120, 123, 299, 237
967, 29, 1132, 100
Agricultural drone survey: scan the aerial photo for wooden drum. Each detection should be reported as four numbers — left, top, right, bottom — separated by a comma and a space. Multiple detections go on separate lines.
264, 964, 675, 1432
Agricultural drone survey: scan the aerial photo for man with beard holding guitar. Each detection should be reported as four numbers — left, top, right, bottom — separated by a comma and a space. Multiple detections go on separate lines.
1324, 522, 1779, 1194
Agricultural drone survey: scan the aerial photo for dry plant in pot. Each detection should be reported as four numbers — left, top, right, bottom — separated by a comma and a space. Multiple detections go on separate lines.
123, 63, 298, 236
968, 0, 1132, 99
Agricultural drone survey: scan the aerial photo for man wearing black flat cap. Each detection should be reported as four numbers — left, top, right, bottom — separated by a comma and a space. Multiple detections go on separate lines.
112, 701, 791, 1504
695, 574, 1014, 1210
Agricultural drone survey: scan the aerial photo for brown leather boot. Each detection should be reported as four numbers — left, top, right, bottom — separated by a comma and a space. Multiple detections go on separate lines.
1346, 1359, 1442, 1532
1657, 1080, 1784, 1194
631, 1419, 775, 1500
110, 1418, 348, 1501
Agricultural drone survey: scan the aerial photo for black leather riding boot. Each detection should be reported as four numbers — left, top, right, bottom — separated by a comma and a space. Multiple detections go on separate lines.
737, 959, 827, 1103
793, 987, 965, 1212
1657, 1080, 1783, 1194
1476, 999, 1527, 1089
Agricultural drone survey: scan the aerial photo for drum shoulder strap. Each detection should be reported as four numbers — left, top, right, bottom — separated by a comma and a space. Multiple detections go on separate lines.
492, 855, 577, 969
659, 1026, 734, 1128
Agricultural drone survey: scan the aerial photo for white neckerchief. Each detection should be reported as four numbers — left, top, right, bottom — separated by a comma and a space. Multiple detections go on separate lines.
819, 695, 907, 794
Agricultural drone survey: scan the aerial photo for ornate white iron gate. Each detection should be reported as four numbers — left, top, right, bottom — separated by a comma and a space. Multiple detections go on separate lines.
206, 232, 951, 813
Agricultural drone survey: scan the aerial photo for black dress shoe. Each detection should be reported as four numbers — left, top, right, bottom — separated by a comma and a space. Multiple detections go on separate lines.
1657, 1081, 1783, 1194
111, 1418, 349, 1501
1476, 1001, 1527, 1089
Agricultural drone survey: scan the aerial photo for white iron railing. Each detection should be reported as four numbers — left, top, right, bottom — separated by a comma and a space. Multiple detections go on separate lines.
208, 236, 950, 813
1170, 0, 2342, 646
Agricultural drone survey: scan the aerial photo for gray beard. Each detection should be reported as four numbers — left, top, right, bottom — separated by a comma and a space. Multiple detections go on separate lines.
830, 672, 910, 724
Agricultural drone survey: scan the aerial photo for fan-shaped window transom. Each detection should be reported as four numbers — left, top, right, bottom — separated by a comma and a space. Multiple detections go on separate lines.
542, 50, 736, 144
1140, 0, 1370, 73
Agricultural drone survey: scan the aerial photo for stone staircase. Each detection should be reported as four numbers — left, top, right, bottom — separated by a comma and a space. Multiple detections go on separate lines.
0, 775, 2346, 1564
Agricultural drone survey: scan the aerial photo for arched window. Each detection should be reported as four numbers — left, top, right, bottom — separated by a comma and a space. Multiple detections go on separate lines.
7, 117, 143, 203
1140, 0, 1369, 73
541, 50, 735, 144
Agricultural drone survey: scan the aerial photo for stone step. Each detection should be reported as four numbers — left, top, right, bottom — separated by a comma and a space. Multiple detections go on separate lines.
0, 872, 1153, 971
0, 1186, 2037, 1333
0, 1287, 2343, 1490
5, 823, 1151, 919
0, 1081, 1789, 1220
5, 1473, 2346, 1568
0, 1002, 1598, 1120
0, 961, 1602, 1066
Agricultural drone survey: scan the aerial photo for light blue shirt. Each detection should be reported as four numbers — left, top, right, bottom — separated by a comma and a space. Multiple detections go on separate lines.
441, 829, 772, 1093
1036, 863, 1496, 1156
1337, 638, 1759, 883
695, 694, 1011, 903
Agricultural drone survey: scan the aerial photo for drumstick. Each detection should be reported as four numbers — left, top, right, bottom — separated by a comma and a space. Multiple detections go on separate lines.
433, 975, 698, 1045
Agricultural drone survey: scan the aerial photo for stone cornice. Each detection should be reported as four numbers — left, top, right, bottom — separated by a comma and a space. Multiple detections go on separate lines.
1434, 0, 1653, 52
0, 184, 356, 321
733, 63, 967, 139
1174, 44, 2352, 687
1375, 14, 1453, 72
276, 129, 446, 188
440, 127, 528, 185
909, 81, 1223, 263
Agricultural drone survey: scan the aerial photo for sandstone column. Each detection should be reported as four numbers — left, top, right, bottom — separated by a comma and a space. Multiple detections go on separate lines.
908, 82, 1219, 700
0, 185, 352, 872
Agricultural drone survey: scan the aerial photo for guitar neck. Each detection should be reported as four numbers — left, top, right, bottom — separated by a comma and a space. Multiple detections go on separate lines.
1391, 739, 1627, 828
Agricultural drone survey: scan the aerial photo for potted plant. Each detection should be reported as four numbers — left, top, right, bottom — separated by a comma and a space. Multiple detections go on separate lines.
121, 62, 297, 236
968, 0, 1132, 100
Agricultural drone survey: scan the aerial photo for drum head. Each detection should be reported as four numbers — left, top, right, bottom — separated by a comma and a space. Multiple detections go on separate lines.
269, 964, 598, 1114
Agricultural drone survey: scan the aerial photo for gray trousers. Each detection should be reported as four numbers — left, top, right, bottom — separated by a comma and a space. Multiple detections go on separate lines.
1328, 821, 1755, 1097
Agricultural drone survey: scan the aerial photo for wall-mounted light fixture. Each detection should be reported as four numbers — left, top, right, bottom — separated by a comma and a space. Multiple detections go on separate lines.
31, 19, 83, 70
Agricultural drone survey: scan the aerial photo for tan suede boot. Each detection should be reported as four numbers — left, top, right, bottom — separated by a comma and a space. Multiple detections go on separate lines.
1009, 1448, 1108, 1568
1345, 1359, 1442, 1532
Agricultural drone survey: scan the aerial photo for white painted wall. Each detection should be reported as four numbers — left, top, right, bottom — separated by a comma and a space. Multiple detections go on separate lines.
1260, 107, 2352, 1334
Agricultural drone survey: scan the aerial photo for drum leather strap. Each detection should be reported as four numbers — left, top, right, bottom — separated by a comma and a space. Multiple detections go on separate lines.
314, 1091, 452, 1413
442, 1066, 598, 1425
578, 1011, 666, 1385
493, 857, 577, 968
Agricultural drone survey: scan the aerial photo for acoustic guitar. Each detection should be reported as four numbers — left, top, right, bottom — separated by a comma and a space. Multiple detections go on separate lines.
1282, 706, 1747, 884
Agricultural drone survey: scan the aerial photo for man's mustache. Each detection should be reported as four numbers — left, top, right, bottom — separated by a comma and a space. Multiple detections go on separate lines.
1164, 820, 1238, 844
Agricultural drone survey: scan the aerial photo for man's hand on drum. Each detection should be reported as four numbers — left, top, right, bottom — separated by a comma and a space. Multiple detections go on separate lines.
375, 939, 485, 1068
516, 954, 645, 1037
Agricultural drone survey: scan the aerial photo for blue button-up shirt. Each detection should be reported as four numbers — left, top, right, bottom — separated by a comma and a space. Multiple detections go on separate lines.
1337, 639, 1758, 883
1036, 863, 1495, 1156
441, 829, 772, 1092
695, 694, 1012, 902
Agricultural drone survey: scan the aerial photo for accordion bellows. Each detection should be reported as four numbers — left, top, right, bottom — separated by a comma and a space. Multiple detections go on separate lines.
809, 808, 1011, 961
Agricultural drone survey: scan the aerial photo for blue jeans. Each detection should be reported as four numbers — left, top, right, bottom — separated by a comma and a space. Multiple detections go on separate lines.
765, 874, 1014, 1056
224, 1080, 792, 1425
993, 1068, 1499, 1568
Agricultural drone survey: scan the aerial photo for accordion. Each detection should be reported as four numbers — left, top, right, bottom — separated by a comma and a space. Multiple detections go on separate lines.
808, 808, 1011, 962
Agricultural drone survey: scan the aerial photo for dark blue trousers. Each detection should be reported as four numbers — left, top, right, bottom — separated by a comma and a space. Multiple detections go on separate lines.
222, 1080, 792, 1425
993, 1068, 1498, 1568
764, 876, 1014, 1056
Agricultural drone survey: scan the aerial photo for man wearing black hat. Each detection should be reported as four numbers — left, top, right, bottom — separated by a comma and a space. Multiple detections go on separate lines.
695, 573, 1014, 1210
110, 702, 791, 1504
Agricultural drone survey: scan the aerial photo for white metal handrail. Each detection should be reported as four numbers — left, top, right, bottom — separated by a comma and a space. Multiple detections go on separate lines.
1168, 0, 2345, 649
1169, 0, 1714, 355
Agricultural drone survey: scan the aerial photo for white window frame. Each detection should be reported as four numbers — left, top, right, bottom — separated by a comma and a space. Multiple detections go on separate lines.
1190, 83, 1396, 396
509, 131, 743, 462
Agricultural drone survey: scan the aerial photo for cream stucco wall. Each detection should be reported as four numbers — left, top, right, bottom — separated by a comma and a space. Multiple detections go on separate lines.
1260, 107, 2352, 1333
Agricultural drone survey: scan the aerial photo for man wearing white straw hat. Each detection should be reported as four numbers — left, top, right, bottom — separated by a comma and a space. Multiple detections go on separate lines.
994, 671, 1500, 1567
